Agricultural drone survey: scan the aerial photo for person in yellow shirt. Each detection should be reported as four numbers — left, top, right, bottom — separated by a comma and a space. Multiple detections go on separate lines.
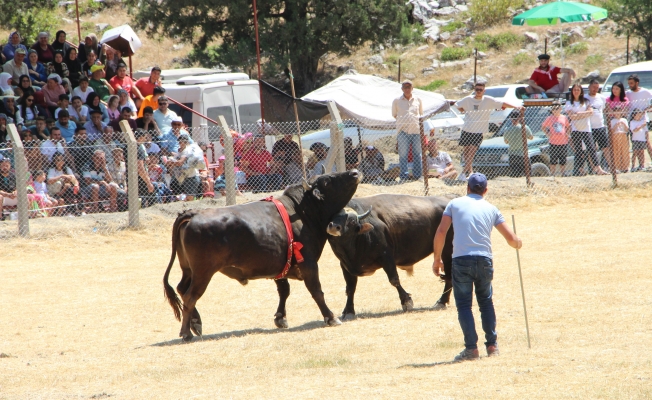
137, 86, 165, 117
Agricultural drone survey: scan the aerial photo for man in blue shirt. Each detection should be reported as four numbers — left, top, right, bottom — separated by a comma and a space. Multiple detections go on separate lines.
55, 110, 77, 143
433, 173, 522, 362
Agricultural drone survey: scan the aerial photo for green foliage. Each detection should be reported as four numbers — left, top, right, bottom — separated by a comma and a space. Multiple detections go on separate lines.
418, 79, 447, 91
385, 54, 400, 65
599, 0, 652, 59
82, 22, 95, 32
440, 20, 465, 33
0, 0, 59, 45
473, 31, 523, 51
399, 24, 424, 46
129, 0, 409, 94
512, 52, 530, 66
585, 25, 599, 38
585, 54, 604, 68
469, 0, 524, 27
440, 47, 472, 61
73, 0, 103, 16
568, 42, 589, 55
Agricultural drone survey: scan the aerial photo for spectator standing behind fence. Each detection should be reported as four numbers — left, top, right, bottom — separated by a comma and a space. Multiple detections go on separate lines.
307, 142, 330, 177
132, 130, 158, 206
629, 109, 648, 172
153, 96, 177, 136
625, 74, 652, 162
605, 81, 629, 118
3, 32, 27, 62
432, 172, 522, 362
271, 132, 302, 185
392, 79, 423, 182
343, 137, 361, 170
242, 134, 283, 193
610, 109, 630, 173
586, 80, 612, 172
565, 84, 608, 176
3, 47, 29, 83
456, 82, 520, 181
426, 139, 457, 180
502, 110, 533, 177
542, 102, 571, 177
525, 54, 576, 95
0, 157, 17, 219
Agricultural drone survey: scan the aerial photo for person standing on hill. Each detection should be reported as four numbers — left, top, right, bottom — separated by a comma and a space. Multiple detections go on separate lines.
432, 173, 522, 362
392, 79, 423, 182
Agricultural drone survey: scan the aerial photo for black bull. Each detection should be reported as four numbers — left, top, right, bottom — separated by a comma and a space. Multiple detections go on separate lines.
326, 194, 455, 319
163, 170, 361, 341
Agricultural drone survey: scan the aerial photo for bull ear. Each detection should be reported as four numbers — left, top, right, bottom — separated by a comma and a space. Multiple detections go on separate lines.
358, 222, 374, 235
302, 179, 311, 191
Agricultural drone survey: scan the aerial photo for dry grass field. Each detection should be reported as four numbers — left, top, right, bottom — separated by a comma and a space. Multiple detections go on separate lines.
1, 189, 652, 399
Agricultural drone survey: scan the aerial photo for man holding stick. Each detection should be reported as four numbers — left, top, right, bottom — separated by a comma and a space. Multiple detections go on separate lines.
433, 173, 522, 362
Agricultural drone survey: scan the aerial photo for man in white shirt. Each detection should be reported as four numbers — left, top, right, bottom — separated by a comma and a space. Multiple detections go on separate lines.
71, 76, 94, 103
455, 82, 521, 181
585, 79, 611, 170
392, 80, 423, 181
626, 74, 652, 159
153, 96, 178, 137
426, 139, 457, 179
2, 48, 28, 82
40, 127, 67, 162
69, 96, 89, 124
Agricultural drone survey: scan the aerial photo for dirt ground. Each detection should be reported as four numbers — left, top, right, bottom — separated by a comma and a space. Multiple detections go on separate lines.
1, 190, 652, 399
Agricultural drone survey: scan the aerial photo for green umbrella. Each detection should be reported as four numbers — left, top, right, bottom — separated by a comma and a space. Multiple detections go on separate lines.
512, 1, 608, 65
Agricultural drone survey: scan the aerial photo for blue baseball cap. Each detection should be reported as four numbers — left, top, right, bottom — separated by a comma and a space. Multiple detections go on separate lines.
468, 173, 487, 192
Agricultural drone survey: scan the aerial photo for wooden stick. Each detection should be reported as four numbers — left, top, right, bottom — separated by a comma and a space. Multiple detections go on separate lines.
512, 215, 531, 349
288, 63, 307, 180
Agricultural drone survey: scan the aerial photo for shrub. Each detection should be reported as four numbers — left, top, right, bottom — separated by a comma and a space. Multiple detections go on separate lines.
469, 0, 524, 27
568, 42, 589, 55
399, 24, 424, 46
585, 25, 599, 38
440, 47, 472, 61
584, 54, 603, 68
512, 52, 530, 66
386, 54, 400, 65
419, 79, 447, 91
473, 32, 523, 51
441, 20, 465, 33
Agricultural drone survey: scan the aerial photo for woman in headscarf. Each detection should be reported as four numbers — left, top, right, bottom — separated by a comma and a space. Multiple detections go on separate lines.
41, 74, 66, 114
1, 97, 23, 127
0, 72, 15, 96
77, 33, 101, 65
16, 75, 35, 98
61, 78, 72, 98
85, 92, 110, 124
101, 46, 125, 82
81, 50, 98, 79
2, 32, 27, 61
17, 92, 40, 127
26, 49, 47, 87
51, 30, 71, 55
30, 32, 55, 64
65, 47, 82, 88
0, 114, 9, 143
117, 89, 136, 118
47, 50, 69, 80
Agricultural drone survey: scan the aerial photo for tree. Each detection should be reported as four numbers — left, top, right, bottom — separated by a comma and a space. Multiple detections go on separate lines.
600, 0, 652, 60
0, 0, 59, 44
129, 0, 409, 94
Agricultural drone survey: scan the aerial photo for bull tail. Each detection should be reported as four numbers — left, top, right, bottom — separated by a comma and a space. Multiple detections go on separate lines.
163, 212, 193, 322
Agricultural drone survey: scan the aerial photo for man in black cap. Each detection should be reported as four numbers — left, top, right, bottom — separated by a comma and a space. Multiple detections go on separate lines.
526, 54, 576, 95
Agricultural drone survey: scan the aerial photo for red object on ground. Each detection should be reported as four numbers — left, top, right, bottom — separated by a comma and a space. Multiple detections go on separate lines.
262, 196, 304, 279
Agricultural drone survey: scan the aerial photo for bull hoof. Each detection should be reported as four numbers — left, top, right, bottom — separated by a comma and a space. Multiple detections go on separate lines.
402, 298, 414, 312
340, 313, 357, 321
191, 319, 203, 336
324, 317, 342, 327
180, 332, 193, 343
433, 301, 447, 311
274, 312, 288, 329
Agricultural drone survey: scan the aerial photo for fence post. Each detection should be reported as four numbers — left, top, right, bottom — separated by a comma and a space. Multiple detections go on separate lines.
120, 120, 139, 227
419, 117, 430, 196
326, 101, 346, 173
7, 124, 29, 237
218, 116, 236, 206
520, 108, 532, 187
607, 115, 618, 186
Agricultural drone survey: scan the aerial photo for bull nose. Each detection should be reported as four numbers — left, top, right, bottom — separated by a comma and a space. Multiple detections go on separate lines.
350, 169, 361, 182
326, 222, 342, 236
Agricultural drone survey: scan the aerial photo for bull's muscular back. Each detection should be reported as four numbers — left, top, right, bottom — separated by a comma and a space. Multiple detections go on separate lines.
349, 194, 450, 267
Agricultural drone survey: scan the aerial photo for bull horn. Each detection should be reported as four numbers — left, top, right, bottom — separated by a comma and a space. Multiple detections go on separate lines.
302, 179, 311, 191
357, 206, 372, 220
321, 163, 327, 175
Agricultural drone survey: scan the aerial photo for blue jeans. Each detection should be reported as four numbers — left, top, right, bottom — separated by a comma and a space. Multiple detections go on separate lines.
452, 255, 497, 350
397, 131, 422, 179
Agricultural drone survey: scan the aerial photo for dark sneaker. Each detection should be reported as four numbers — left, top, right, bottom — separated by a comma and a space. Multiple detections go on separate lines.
453, 348, 479, 362
487, 345, 500, 357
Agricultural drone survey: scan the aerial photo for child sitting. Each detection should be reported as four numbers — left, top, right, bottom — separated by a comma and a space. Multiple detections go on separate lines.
32, 170, 62, 216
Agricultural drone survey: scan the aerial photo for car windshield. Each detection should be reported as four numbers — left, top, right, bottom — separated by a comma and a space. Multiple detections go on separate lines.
494, 107, 552, 138
603, 71, 652, 92
484, 87, 509, 98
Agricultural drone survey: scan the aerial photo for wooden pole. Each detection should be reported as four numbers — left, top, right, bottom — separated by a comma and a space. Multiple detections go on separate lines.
119, 120, 139, 227
75, 0, 82, 44
512, 215, 531, 349
608, 114, 618, 186
419, 117, 430, 196
325, 101, 346, 173
520, 108, 532, 187
473, 48, 478, 85
288, 63, 307, 180
252, 0, 265, 134
544, 37, 548, 54
128, 55, 133, 79
218, 116, 236, 206
7, 124, 29, 237
398, 59, 401, 82
626, 32, 630, 65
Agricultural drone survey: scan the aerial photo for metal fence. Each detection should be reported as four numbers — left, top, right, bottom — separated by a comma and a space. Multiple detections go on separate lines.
3, 97, 652, 237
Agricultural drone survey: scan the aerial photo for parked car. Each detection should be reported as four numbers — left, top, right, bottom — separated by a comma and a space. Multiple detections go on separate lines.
483, 84, 527, 132
425, 106, 465, 140
462, 106, 603, 178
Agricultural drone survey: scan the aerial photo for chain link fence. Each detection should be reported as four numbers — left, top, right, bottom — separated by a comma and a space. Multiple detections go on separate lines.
3, 96, 652, 238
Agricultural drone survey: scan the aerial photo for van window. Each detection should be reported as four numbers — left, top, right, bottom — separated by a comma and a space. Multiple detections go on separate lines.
168, 103, 194, 127
484, 88, 509, 98
238, 104, 262, 126
207, 106, 235, 127
603, 71, 652, 92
